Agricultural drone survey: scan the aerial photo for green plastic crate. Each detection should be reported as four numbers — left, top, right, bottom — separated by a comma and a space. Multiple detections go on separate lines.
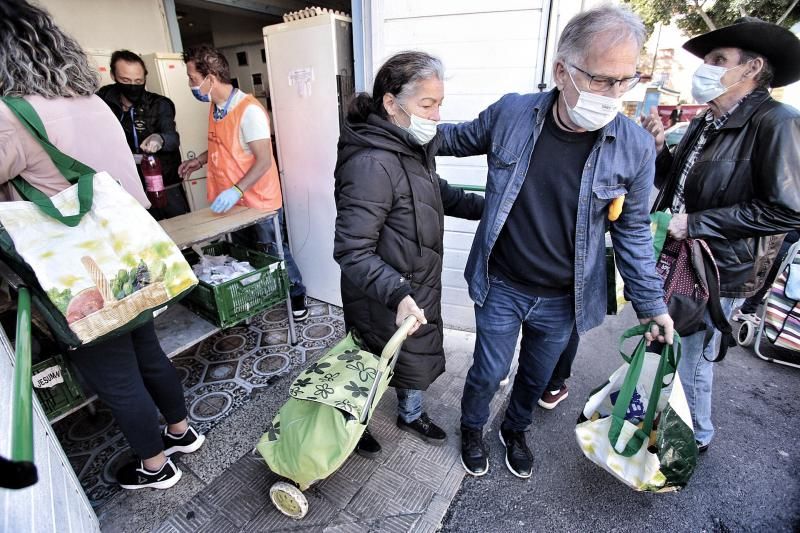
31, 353, 86, 421
184, 242, 288, 329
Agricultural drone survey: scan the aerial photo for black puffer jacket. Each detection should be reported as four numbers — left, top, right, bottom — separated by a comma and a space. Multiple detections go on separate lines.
334, 114, 484, 390
653, 88, 800, 297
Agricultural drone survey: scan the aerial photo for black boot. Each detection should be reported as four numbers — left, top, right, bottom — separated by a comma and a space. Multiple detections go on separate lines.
356, 428, 382, 459
397, 412, 447, 445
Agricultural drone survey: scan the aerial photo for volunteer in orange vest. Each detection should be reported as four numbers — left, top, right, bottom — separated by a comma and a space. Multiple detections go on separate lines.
178, 46, 308, 321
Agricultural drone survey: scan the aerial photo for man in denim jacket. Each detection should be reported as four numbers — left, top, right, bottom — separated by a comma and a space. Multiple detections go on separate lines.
438, 6, 673, 479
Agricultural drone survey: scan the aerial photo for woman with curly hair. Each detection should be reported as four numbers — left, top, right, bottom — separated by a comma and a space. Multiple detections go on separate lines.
0, 0, 204, 490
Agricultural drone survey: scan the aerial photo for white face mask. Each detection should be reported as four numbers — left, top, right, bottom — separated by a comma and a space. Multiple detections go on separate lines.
562, 68, 621, 131
398, 104, 438, 145
691, 62, 749, 104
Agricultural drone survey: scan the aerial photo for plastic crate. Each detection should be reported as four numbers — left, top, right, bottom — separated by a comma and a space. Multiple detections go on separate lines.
184, 242, 288, 329
31, 353, 86, 421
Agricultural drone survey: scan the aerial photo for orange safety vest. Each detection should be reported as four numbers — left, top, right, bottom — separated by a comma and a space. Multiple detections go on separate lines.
206, 93, 282, 211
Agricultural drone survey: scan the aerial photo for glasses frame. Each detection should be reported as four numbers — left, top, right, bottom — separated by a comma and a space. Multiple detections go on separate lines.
568, 64, 641, 93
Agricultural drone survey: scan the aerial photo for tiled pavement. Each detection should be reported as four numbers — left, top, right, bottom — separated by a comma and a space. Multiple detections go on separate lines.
151, 327, 509, 533
53, 299, 512, 532
53, 299, 345, 510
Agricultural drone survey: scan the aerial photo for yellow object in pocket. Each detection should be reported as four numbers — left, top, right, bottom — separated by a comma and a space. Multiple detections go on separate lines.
608, 195, 625, 221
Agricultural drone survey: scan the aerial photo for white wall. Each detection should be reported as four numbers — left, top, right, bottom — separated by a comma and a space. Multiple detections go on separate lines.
378, 0, 551, 330
219, 42, 270, 106
38, 0, 173, 54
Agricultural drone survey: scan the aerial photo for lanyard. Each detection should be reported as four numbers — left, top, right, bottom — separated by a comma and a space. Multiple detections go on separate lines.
214, 88, 237, 120
129, 108, 140, 152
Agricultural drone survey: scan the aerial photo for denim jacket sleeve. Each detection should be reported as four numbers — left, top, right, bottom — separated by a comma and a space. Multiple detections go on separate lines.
609, 142, 668, 319
437, 95, 514, 157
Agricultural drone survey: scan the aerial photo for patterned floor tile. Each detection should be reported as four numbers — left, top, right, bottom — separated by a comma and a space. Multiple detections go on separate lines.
53, 298, 343, 510
196, 327, 261, 363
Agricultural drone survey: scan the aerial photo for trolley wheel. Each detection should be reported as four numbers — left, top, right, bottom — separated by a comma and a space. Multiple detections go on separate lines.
269, 481, 308, 519
737, 320, 756, 347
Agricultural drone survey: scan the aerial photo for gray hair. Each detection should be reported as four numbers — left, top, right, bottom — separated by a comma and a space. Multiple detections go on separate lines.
0, 0, 99, 98
392, 53, 444, 106
555, 5, 646, 65
739, 50, 774, 88
348, 51, 443, 122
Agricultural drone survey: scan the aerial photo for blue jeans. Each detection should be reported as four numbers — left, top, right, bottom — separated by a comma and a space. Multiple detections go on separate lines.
252, 208, 306, 297
461, 276, 575, 432
677, 296, 743, 446
396, 388, 423, 423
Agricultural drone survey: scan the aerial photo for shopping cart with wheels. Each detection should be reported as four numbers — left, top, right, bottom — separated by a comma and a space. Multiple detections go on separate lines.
256, 316, 416, 519
737, 240, 800, 369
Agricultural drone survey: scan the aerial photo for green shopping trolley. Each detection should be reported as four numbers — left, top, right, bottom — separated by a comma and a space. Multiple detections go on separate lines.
256, 316, 416, 519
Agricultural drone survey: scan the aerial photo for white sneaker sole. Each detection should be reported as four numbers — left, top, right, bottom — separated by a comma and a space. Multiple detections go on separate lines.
498, 430, 532, 479
460, 454, 489, 477
164, 433, 206, 456
537, 391, 568, 410
120, 467, 182, 490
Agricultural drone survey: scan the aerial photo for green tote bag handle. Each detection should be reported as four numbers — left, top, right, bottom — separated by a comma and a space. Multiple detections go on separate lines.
609, 324, 681, 458
1, 97, 96, 227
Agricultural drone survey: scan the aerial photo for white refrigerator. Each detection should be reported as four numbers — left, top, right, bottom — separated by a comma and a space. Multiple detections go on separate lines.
263, 13, 354, 306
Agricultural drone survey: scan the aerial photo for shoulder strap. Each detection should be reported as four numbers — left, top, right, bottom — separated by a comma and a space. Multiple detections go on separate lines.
1, 97, 95, 227
696, 241, 733, 362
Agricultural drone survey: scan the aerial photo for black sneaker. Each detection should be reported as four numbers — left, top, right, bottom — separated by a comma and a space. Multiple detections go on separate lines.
356, 427, 382, 459
291, 294, 309, 322
162, 426, 205, 456
697, 441, 709, 454
397, 412, 447, 445
460, 426, 488, 476
498, 427, 533, 479
117, 458, 182, 490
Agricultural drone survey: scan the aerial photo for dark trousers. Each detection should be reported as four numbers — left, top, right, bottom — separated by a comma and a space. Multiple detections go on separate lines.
69, 322, 188, 458
545, 324, 580, 391
461, 276, 575, 432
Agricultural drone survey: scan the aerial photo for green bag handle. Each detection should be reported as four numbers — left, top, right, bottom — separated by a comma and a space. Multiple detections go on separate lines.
650, 211, 671, 261
609, 324, 681, 458
1, 97, 96, 227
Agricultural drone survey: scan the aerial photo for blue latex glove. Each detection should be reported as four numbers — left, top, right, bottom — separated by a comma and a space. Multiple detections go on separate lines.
210, 187, 243, 213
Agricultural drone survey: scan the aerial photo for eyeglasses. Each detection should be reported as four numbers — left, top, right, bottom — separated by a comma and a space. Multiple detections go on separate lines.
569, 64, 641, 93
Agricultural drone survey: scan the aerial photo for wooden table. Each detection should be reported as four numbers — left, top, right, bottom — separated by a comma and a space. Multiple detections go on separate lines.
158, 206, 277, 250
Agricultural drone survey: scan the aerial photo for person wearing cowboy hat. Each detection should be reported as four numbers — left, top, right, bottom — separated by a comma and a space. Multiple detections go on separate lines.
642, 17, 800, 453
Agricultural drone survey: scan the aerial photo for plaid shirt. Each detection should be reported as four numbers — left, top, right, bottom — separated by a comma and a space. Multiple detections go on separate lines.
670, 93, 753, 213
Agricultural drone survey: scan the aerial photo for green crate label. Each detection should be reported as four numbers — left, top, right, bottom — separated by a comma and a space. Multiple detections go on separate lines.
32, 365, 64, 388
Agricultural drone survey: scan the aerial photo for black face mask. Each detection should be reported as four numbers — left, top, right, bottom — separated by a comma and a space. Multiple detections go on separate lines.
116, 82, 145, 103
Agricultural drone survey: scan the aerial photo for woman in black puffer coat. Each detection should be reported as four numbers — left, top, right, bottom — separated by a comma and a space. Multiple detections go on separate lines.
333, 51, 483, 456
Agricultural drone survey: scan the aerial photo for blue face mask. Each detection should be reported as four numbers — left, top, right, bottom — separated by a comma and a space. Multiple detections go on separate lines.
191, 76, 211, 102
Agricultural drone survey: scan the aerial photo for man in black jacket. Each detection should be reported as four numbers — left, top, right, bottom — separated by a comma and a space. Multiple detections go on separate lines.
642, 18, 800, 452
97, 50, 189, 220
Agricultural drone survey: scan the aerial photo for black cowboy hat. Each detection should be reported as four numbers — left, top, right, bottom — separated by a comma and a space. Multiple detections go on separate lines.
683, 17, 800, 87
